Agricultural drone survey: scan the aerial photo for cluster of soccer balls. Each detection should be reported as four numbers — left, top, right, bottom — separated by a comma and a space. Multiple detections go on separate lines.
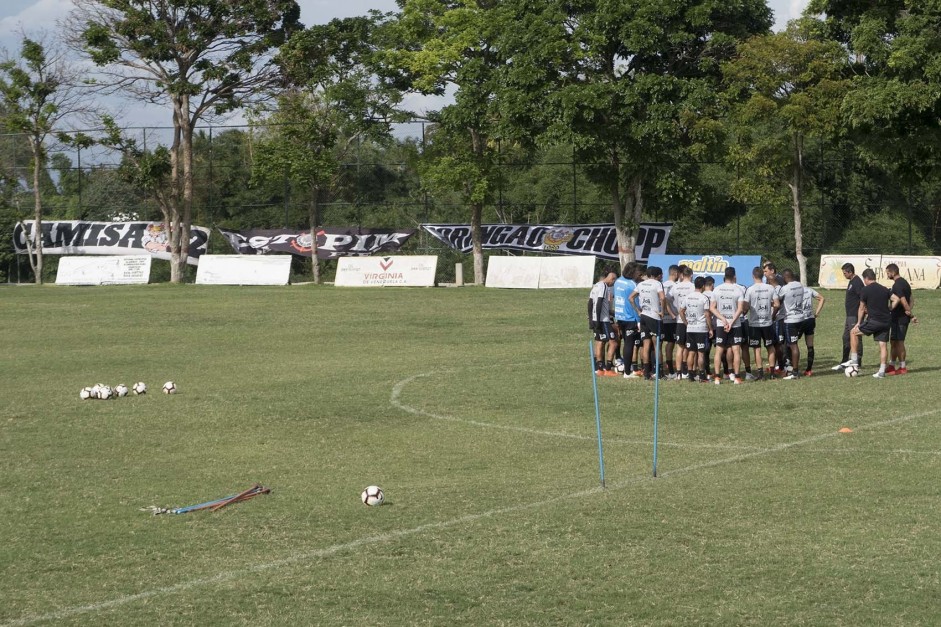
79, 381, 177, 400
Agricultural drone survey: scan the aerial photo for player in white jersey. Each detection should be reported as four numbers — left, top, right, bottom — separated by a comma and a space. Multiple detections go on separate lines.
681, 276, 714, 382
668, 265, 696, 380
588, 269, 618, 376
660, 265, 680, 378
629, 266, 674, 380
800, 283, 825, 376
777, 269, 807, 379
702, 275, 717, 377
709, 267, 745, 384
743, 266, 780, 380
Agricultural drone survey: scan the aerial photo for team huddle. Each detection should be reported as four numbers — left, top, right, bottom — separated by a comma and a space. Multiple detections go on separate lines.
588, 261, 916, 383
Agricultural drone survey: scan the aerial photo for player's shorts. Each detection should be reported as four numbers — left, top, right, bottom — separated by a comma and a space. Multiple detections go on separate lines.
661, 322, 677, 343
685, 331, 710, 354
802, 317, 816, 337
617, 320, 640, 346
674, 323, 687, 347
749, 325, 775, 348
859, 319, 890, 343
772, 320, 786, 345
715, 325, 744, 347
890, 316, 910, 342
784, 320, 807, 345
594, 322, 617, 342
639, 315, 662, 340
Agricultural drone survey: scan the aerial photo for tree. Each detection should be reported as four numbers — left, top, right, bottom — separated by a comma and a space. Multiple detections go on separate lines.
500, 0, 773, 268
385, 0, 511, 284
68, 0, 301, 282
252, 15, 400, 283
722, 23, 850, 281
0, 35, 87, 283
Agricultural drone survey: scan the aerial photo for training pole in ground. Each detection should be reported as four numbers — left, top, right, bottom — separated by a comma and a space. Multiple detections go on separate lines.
653, 321, 661, 478
589, 339, 606, 488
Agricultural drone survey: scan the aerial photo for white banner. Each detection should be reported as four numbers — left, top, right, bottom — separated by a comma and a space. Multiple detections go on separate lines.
195, 255, 292, 285
485, 255, 596, 289
819, 255, 941, 289
55, 255, 152, 285
335, 256, 437, 287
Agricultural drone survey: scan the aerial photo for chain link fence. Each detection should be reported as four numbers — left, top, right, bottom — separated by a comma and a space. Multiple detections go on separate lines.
2, 122, 940, 283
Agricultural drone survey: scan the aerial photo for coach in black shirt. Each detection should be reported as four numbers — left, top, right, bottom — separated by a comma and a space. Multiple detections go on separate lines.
847, 269, 892, 378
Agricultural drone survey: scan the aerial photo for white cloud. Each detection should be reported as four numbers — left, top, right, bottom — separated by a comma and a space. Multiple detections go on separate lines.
0, 0, 72, 38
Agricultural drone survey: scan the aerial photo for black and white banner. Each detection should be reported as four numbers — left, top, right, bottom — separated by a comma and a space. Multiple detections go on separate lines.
420, 223, 672, 263
13, 221, 209, 265
217, 227, 416, 260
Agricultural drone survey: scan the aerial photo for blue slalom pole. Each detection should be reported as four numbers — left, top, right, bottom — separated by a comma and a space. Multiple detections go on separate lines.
653, 320, 661, 478
589, 339, 606, 488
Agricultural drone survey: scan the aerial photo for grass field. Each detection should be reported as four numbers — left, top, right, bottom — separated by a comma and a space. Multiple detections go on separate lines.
1, 283, 939, 625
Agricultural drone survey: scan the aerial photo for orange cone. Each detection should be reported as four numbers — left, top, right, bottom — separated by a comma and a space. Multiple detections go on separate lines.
838, 427, 853, 434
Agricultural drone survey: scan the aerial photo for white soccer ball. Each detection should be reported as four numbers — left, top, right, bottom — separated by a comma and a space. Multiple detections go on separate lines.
98, 385, 113, 400
844, 364, 859, 378
90, 383, 102, 397
361, 485, 384, 506
162, 381, 177, 394
133, 382, 147, 395
114, 384, 129, 397
614, 358, 625, 373
80, 387, 94, 400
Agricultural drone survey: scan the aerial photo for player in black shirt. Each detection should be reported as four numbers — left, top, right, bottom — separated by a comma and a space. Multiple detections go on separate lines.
832, 263, 865, 371
845, 268, 892, 377
886, 263, 916, 375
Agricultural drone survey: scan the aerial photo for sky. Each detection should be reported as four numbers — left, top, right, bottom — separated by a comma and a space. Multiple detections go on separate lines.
0, 0, 811, 127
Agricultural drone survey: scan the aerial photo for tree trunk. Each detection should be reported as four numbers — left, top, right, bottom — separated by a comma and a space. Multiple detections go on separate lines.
168, 102, 184, 283
790, 134, 807, 283
178, 109, 195, 283
471, 202, 484, 284
309, 187, 321, 284
30, 137, 43, 284
613, 170, 643, 270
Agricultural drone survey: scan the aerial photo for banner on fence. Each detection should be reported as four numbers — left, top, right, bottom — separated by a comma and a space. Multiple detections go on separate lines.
646, 254, 763, 283
13, 221, 209, 265
195, 255, 292, 285
819, 255, 941, 289
55, 255, 152, 285
421, 223, 672, 263
217, 227, 415, 260
485, 255, 596, 289
335, 255, 437, 287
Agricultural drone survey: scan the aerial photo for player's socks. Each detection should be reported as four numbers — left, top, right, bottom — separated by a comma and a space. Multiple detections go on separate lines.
850, 352, 859, 365
806, 347, 815, 371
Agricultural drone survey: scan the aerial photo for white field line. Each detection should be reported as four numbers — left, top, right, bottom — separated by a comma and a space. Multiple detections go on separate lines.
789, 448, 941, 456
390, 372, 768, 451
5, 405, 938, 626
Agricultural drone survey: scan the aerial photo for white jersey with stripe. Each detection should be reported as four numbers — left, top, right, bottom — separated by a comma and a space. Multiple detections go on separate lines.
661, 280, 676, 322
779, 281, 807, 323
802, 287, 820, 319
745, 282, 777, 327
669, 280, 695, 323
712, 282, 746, 328
634, 279, 664, 320
589, 281, 610, 323
683, 291, 711, 333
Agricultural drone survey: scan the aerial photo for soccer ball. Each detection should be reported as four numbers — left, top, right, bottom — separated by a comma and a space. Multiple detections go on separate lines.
614, 358, 625, 374
162, 381, 177, 394
133, 382, 147, 395
361, 485, 384, 506
844, 364, 859, 378
98, 385, 113, 400
79, 387, 94, 400
114, 384, 129, 397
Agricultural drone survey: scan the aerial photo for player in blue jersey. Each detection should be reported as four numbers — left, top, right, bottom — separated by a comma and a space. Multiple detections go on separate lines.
613, 263, 642, 378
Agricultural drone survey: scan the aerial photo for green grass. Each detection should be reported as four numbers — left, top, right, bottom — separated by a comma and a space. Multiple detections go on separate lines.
1, 284, 939, 625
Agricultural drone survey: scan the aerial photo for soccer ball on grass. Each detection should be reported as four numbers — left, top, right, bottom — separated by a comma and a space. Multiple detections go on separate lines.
361, 485, 384, 506
132, 382, 147, 395
162, 381, 177, 394
844, 364, 859, 378
79, 387, 94, 400
114, 384, 129, 397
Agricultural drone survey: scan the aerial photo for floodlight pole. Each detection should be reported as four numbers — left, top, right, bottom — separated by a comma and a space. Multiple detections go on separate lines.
589, 340, 606, 489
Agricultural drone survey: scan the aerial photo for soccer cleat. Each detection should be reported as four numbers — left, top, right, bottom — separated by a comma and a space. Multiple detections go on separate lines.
732, 377, 742, 385
872, 371, 886, 379
838, 359, 856, 368
831, 363, 845, 371
624, 371, 641, 379
885, 365, 896, 374
803, 370, 813, 377
783, 373, 799, 380
714, 377, 721, 385
602, 370, 618, 377
897, 367, 908, 375
745, 372, 757, 381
